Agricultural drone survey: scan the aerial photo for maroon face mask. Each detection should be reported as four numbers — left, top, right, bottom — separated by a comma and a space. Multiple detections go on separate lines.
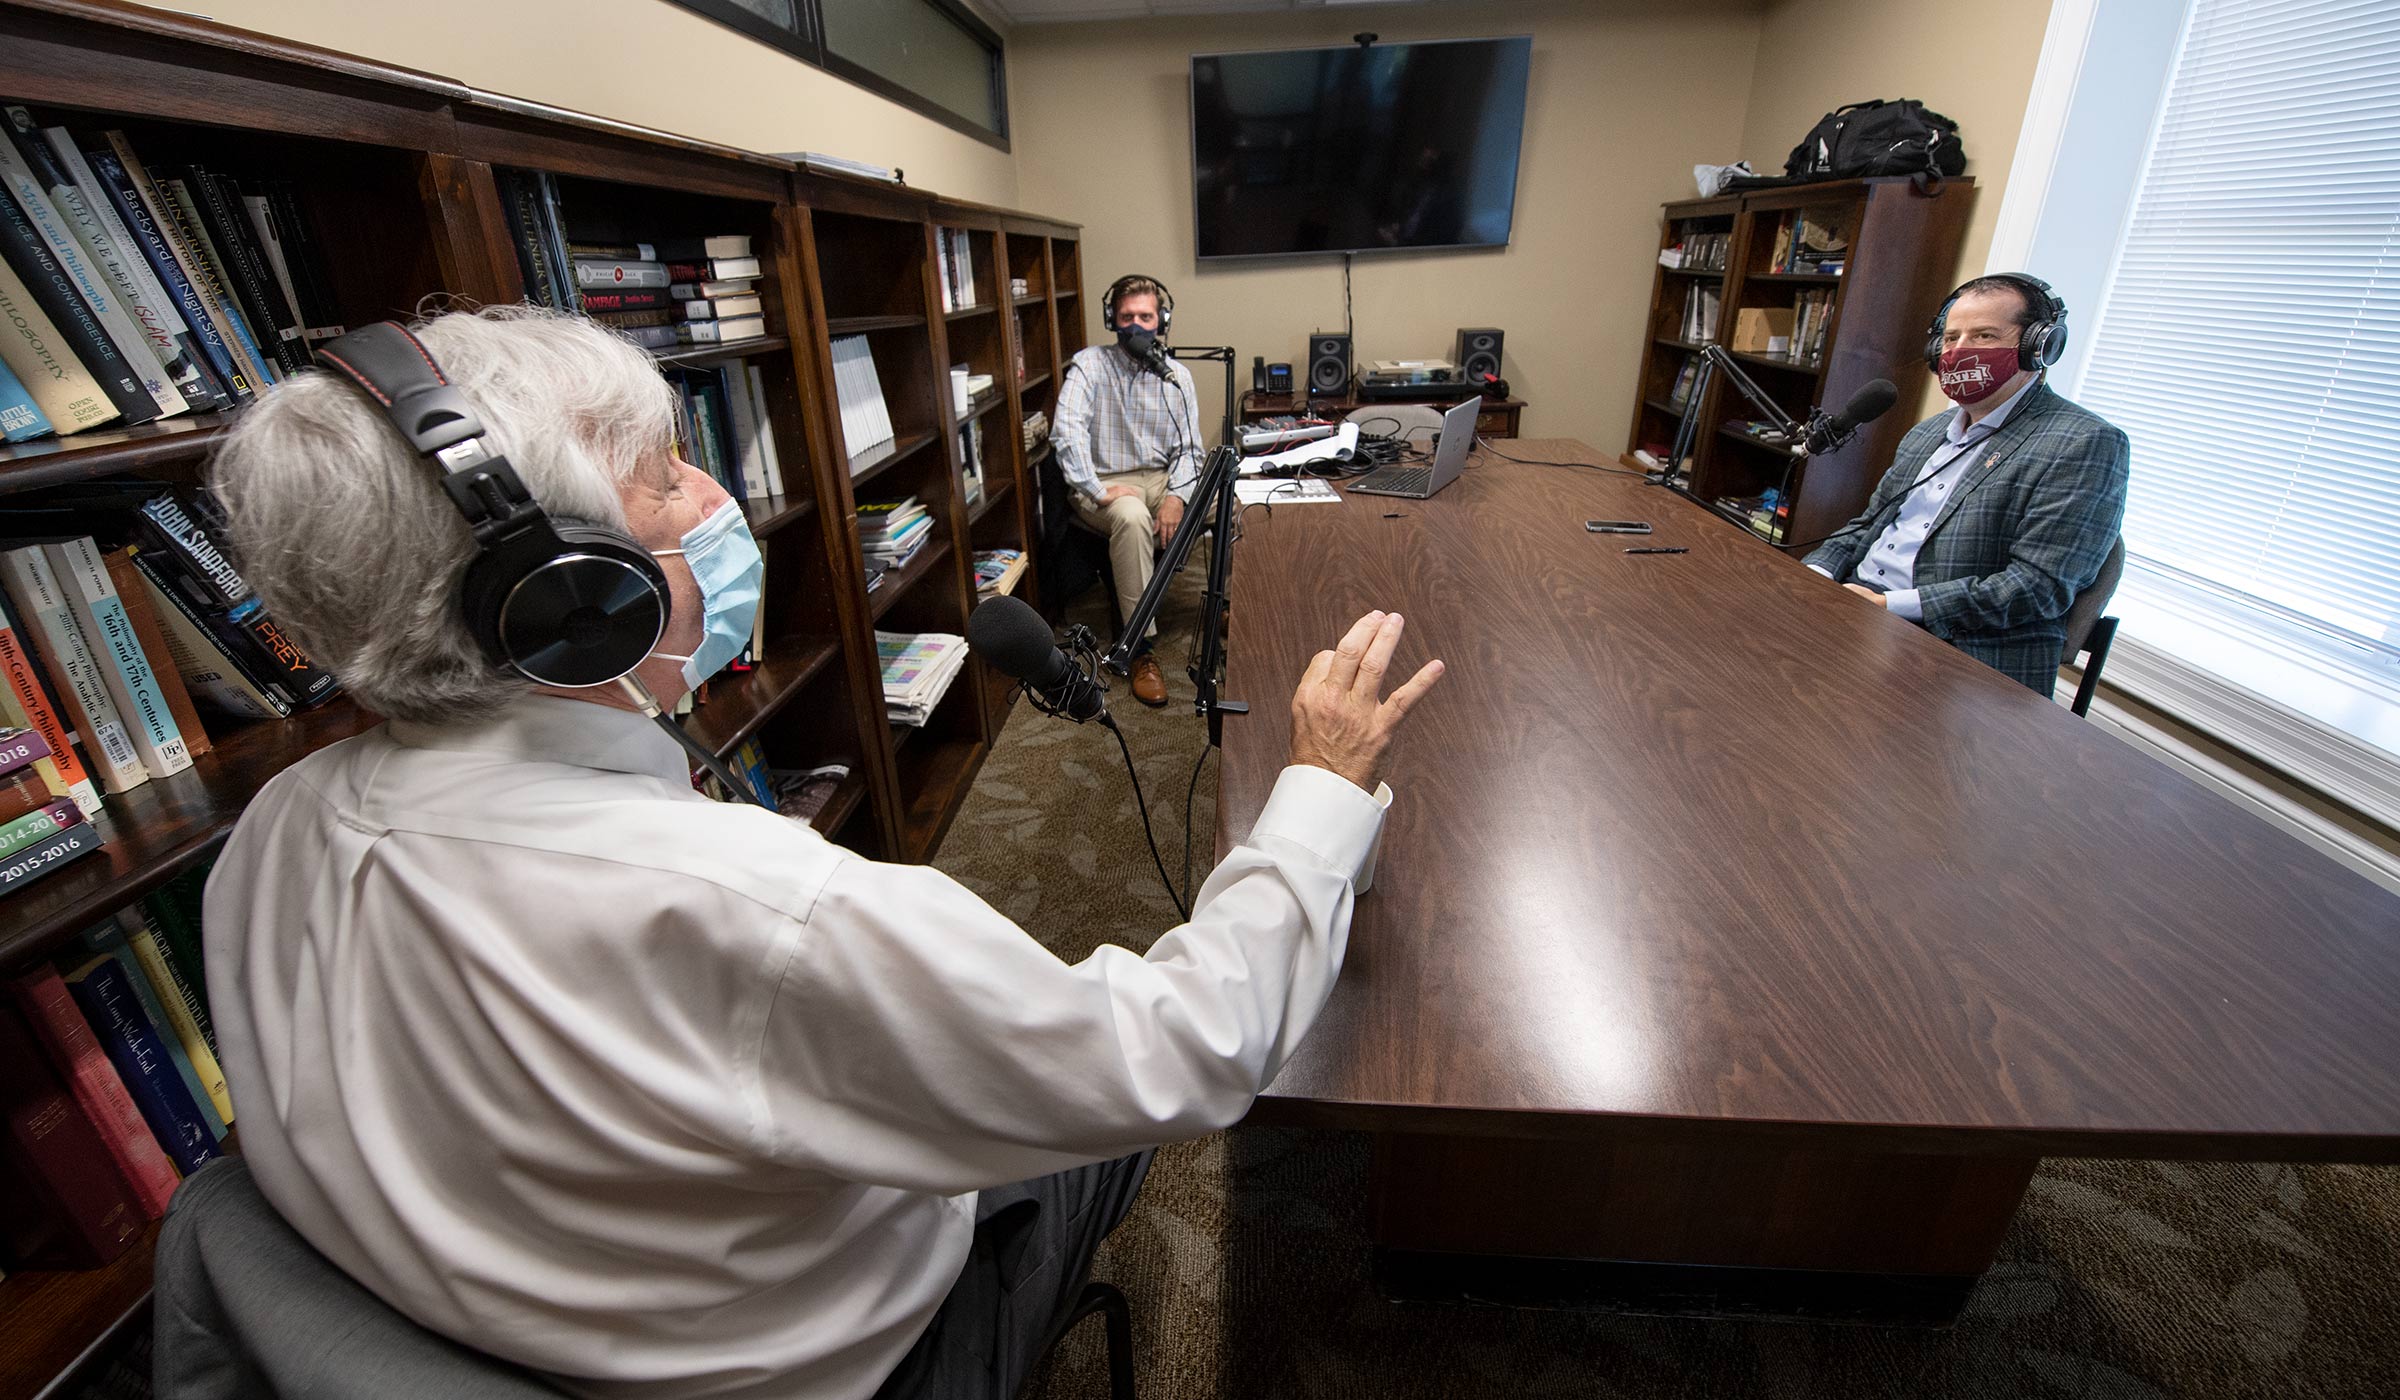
1937, 346, 2018, 405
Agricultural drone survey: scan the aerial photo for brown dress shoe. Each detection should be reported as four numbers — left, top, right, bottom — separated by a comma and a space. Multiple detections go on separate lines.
1130, 655, 1169, 707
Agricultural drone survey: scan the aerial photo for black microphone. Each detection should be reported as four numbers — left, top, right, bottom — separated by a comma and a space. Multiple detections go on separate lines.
1122, 331, 1175, 383
1803, 378, 1899, 454
967, 596, 1113, 727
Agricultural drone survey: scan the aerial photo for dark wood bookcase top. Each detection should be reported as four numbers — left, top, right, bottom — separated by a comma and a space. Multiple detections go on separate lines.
1626, 177, 1974, 549
0, 1, 1085, 1390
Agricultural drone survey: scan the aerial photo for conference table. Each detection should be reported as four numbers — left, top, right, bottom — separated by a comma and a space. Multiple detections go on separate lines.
1212, 438, 2400, 1321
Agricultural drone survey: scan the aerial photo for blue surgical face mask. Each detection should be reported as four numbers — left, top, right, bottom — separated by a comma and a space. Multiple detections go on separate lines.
651, 501, 763, 690
1115, 324, 1157, 356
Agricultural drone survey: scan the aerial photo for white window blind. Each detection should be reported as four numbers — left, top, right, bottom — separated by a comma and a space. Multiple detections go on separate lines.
2079, 0, 2400, 668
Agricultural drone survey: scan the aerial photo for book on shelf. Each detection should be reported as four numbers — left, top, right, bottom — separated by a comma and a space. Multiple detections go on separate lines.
62, 953, 221, 1176
717, 360, 774, 500
973, 548, 1026, 598
8, 966, 181, 1221
0, 795, 81, 860
667, 255, 762, 283
936, 226, 977, 312
589, 308, 675, 331
578, 287, 671, 315
0, 544, 147, 795
102, 547, 212, 757
680, 293, 764, 322
676, 314, 766, 345
0, 598, 101, 815
832, 335, 894, 460
106, 131, 283, 396
0, 354, 55, 441
179, 167, 307, 376
0, 805, 101, 892
671, 278, 754, 301
743, 363, 786, 498
72, 917, 230, 1142
875, 630, 967, 728
1680, 283, 1720, 343
572, 258, 670, 289
0, 1003, 144, 1267
570, 234, 750, 264
958, 418, 986, 509
83, 135, 260, 401
44, 536, 194, 779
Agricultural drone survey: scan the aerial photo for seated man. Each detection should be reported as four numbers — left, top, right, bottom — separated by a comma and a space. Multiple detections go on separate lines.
197, 308, 1442, 1400
1053, 274, 1204, 706
1805, 273, 2129, 697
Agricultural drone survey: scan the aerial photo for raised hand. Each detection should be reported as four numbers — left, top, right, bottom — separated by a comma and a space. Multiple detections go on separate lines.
1288, 611, 1444, 792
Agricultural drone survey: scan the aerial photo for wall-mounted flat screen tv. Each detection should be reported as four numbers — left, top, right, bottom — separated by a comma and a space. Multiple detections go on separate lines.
1191, 36, 1533, 261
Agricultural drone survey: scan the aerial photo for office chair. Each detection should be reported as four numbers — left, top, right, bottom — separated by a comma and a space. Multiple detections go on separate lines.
2060, 536, 2125, 717
155, 1157, 1136, 1400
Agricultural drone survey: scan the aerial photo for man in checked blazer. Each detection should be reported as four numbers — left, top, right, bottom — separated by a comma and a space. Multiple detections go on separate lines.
1805, 274, 2129, 697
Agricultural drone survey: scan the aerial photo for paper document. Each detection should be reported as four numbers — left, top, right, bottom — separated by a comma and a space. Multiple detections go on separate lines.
1242, 422, 1359, 475
1235, 478, 1341, 505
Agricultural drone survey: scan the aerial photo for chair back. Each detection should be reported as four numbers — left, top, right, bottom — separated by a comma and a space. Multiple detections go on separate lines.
2062, 536, 2126, 660
154, 1158, 565, 1399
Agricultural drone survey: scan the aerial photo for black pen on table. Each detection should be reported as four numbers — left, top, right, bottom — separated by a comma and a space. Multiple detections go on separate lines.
1624, 546, 1688, 555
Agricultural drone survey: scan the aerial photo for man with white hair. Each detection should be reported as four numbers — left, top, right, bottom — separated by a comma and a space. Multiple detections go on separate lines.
195, 307, 1443, 1400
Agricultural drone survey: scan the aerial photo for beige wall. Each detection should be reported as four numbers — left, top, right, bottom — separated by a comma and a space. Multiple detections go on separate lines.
1010, 1, 1766, 449
134, 0, 1019, 207
1738, 0, 2055, 416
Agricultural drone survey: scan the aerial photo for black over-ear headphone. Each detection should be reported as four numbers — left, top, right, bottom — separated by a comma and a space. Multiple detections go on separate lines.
1102, 274, 1174, 336
314, 322, 672, 689
1924, 272, 2068, 374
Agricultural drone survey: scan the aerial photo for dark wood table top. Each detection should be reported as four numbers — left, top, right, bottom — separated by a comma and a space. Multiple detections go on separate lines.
1216, 439, 2400, 1162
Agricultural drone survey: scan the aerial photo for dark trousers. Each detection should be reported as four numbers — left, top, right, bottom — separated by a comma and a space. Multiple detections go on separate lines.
872, 1152, 1153, 1400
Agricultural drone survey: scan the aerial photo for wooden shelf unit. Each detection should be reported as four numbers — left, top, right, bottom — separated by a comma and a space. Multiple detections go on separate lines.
1626, 177, 1974, 548
0, 1, 1086, 1389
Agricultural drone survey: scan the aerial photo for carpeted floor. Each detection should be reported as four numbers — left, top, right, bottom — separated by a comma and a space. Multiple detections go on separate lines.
932, 564, 2400, 1400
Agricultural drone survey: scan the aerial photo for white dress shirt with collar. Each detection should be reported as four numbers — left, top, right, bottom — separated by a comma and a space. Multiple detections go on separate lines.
205, 695, 1387, 1399
1808, 374, 2040, 620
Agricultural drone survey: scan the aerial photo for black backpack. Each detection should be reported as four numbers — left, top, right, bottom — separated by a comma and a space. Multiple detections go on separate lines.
1782, 99, 1966, 182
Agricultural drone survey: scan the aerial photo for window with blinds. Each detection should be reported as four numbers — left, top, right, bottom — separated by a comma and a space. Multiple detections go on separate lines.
2078, 0, 2400, 685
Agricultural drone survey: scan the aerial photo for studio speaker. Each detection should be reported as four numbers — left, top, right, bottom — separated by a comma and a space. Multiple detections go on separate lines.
1456, 327, 1504, 382
1307, 331, 1351, 397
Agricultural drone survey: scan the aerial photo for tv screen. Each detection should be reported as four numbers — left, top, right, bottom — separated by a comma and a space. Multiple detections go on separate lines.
1191, 37, 1532, 261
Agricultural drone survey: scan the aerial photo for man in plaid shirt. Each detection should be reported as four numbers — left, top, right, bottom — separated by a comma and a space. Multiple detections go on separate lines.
1807, 275, 2129, 697
1054, 276, 1203, 707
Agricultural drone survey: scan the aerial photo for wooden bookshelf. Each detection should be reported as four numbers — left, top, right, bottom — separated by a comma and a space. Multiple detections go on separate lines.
1627, 177, 1974, 549
0, 0, 1085, 1388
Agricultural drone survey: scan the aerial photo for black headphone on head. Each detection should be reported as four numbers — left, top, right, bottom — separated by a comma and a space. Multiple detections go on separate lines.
1924, 272, 2068, 374
313, 321, 672, 690
1101, 274, 1174, 336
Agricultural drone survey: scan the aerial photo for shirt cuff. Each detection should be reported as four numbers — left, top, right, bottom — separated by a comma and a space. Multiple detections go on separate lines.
1250, 765, 1391, 886
1883, 588, 1924, 621
1806, 564, 1833, 578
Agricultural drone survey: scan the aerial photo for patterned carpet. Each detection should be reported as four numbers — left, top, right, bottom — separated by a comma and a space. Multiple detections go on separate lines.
932, 566, 2400, 1400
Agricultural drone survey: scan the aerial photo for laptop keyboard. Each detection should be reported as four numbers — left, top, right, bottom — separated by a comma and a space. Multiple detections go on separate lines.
1356, 466, 1430, 495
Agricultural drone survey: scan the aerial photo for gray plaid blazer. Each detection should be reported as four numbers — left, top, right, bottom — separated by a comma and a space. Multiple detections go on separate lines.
1805, 381, 2129, 696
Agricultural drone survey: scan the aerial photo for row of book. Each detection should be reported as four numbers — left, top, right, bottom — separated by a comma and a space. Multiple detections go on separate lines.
832, 335, 895, 464
0, 105, 343, 443
666, 357, 789, 502
1, 862, 225, 1269
1677, 283, 1722, 344
1768, 212, 1849, 276
876, 630, 966, 728
490, 168, 770, 351
1660, 230, 1730, 272
1786, 289, 1836, 365
935, 226, 980, 313
973, 548, 1026, 599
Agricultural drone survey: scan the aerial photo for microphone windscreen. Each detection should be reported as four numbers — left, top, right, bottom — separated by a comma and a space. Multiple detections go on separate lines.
1842, 379, 1900, 428
966, 596, 1057, 681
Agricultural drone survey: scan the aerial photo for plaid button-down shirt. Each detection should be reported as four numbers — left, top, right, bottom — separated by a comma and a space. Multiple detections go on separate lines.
1054, 344, 1204, 506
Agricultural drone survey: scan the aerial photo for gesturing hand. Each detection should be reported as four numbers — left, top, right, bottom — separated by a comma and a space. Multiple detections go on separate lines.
1288, 611, 1445, 793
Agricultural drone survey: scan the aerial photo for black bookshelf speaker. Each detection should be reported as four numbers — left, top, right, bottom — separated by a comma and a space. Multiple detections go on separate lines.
1456, 327, 1504, 381
1307, 332, 1351, 397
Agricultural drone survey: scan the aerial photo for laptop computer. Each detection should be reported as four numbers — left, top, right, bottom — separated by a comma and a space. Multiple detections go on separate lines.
1346, 395, 1481, 500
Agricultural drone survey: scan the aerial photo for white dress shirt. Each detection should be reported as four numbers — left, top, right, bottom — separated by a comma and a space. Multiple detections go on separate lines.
205, 696, 1387, 1399
1053, 345, 1204, 507
1809, 375, 2038, 619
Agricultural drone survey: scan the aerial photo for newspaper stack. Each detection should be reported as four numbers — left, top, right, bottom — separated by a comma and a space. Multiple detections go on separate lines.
876, 631, 968, 727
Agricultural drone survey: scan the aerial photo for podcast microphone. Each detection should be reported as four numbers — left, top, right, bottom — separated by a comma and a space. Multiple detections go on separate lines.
1803, 378, 1899, 455
967, 596, 1113, 727
1121, 330, 1176, 383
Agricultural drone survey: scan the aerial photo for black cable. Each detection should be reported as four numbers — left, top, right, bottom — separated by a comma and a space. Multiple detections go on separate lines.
1180, 740, 1214, 911
1473, 435, 1651, 478
1110, 718, 1189, 921
1342, 252, 1354, 350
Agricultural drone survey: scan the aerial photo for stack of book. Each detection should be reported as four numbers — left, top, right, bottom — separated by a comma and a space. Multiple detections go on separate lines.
666, 360, 788, 503
1660, 230, 1729, 271
935, 227, 978, 312
875, 630, 967, 728
1679, 282, 1721, 343
857, 496, 932, 572
973, 548, 1026, 599
831, 335, 894, 463
0, 863, 227, 1268
0, 106, 344, 443
1021, 409, 1050, 455
0, 728, 102, 895
559, 236, 766, 351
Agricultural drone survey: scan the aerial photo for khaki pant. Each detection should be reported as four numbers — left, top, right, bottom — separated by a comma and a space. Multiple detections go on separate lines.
1069, 467, 1171, 641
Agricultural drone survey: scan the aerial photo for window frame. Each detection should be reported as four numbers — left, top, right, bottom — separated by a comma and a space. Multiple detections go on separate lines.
667, 0, 1010, 150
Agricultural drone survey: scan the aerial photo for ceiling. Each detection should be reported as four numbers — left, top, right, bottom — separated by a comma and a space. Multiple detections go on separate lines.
983, 0, 1441, 24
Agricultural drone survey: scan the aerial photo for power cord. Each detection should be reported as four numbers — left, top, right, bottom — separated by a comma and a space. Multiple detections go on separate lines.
1474, 435, 1651, 478
1109, 718, 1189, 920
1180, 740, 1215, 911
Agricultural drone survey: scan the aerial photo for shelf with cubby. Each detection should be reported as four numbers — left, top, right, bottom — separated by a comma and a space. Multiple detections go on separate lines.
1626, 177, 1973, 550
